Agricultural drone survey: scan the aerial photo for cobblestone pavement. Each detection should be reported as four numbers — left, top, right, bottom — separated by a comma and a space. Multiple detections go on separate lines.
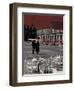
23, 42, 63, 75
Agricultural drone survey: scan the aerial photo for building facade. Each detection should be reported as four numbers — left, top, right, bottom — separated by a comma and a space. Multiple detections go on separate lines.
37, 28, 63, 46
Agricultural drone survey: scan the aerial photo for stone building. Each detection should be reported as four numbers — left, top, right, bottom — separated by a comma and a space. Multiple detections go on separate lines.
37, 28, 63, 46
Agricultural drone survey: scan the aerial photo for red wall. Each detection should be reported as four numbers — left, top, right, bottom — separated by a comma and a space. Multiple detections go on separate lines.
24, 14, 63, 30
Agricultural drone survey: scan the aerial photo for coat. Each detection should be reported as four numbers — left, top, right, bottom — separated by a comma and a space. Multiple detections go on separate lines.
36, 41, 40, 52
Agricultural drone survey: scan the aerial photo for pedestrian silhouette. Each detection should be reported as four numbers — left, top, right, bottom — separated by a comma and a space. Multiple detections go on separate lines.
32, 40, 36, 54
36, 39, 40, 54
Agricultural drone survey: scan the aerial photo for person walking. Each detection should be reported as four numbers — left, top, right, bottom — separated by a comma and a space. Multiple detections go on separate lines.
32, 40, 36, 54
36, 39, 40, 54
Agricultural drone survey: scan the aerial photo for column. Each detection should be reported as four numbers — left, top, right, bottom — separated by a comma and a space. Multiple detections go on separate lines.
59, 35, 60, 45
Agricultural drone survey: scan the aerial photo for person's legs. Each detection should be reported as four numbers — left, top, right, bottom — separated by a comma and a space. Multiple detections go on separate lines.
36, 49, 39, 54
32, 48, 34, 54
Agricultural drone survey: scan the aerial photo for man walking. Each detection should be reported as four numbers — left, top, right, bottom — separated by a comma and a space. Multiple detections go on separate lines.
32, 40, 36, 54
36, 39, 40, 54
